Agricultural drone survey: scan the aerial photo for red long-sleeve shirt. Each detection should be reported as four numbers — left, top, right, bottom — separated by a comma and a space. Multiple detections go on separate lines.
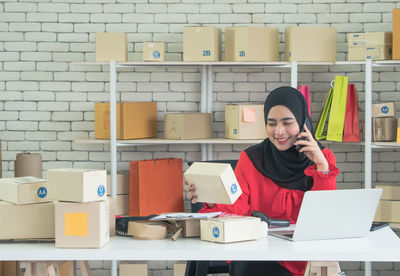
199, 147, 339, 276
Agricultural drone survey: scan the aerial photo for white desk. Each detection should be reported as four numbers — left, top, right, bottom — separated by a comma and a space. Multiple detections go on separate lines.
0, 227, 399, 262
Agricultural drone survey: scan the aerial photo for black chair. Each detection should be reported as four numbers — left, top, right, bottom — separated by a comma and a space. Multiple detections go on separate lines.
185, 159, 238, 276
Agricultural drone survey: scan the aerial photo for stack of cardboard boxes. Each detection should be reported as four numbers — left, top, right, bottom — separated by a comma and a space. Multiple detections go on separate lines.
374, 185, 400, 228
371, 102, 397, 142
107, 172, 129, 216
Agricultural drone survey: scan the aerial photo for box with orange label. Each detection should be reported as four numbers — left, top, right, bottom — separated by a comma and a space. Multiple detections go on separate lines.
0, 177, 50, 204
55, 199, 109, 248
225, 104, 266, 139
95, 102, 157, 140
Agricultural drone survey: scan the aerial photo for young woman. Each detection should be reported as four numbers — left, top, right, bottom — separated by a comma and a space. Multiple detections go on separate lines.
186, 86, 339, 276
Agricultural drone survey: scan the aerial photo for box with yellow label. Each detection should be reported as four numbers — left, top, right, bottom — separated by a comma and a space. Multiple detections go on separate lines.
0, 201, 55, 239
200, 216, 260, 243
183, 27, 220, 61
55, 200, 109, 248
0, 176, 50, 204
348, 32, 392, 61
164, 113, 211, 139
225, 104, 266, 139
143, 42, 165, 62
225, 27, 279, 62
47, 168, 107, 203
96, 32, 127, 62
95, 102, 157, 140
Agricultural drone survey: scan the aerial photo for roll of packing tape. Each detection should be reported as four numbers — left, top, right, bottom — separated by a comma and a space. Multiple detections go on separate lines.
128, 221, 167, 240
14, 152, 42, 178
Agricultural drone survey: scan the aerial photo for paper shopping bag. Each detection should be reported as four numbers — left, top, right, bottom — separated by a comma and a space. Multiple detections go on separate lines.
315, 88, 333, 140
326, 76, 348, 142
129, 158, 184, 216
343, 84, 361, 142
297, 85, 311, 118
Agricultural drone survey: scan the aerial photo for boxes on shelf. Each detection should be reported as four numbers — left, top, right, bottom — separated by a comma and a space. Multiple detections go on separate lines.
0, 177, 50, 204
372, 117, 397, 142
119, 262, 148, 276
184, 162, 242, 204
225, 27, 279, 62
107, 172, 129, 195
95, 102, 157, 140
174, 261, 186, 276
47, 168, 107, 203
109, 197, 116, 236
183, 27, 220, 61
95, 32, 127, 62
143, 42, 165, 62
116, 194, 129, 216
164, 113, 211, 139
347, 32, 392, 61
376, 185, 400, 200
374, 200, 400, 223
0, 201, 55, 240
285, 26, 337, 62
372, 102, 395, 118
393, 9, 400, 60
200, 216, 260, 243
55, 200, 110, 248
225, 104, 266, 139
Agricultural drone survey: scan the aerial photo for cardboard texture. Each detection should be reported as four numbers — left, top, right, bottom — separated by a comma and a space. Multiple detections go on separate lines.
119, 263, 148, 276
0, 201, 55, 239
108, 197, 116, 236
106, 172, 129, 195
372, 117, 397, 142
348, 32, 392, 61
0, 177, 50, 204
95, 32, 127, 62
372, 102, 395, 118
393, 9, 400, 60
14, 152, 42, 179
184, 162, 242, 205
374, 200, 400, 223
0, 261, 19, 276
116, 194, 129, 215
376, 185, 400, 200
143, 42, 165, 62
183, 27, 220, 61
200, 216, 260, 243
47, 168, 107, 203
225, 27, 279, 61
129, 158, 184, 216
174, 261, 187, 276
55, 200, 110, 248
127, 221, 167, 240
164, 113, 211, 139
95, 102, 157, 140
225, 104, 267, 139
285, 27, 337, 62
182, 219, 200, 237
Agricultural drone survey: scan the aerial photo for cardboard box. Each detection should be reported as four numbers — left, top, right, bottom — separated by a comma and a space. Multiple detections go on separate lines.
372, 102, 395, 118
393, 9, 400, 60
55, 200, 110, 248
0, 262, 19, 276
95, 102, 157, 140
143, 42, 165, 62
348, 32, 392, 61
106, 172, 129, 195
174, 261, 186, 276
0, 177, 50, 204
183, 27, 220, 61
200, 216, 260, 243
225, 104, 266, 139
116, 194, 129, 215
0, 201, 55, 239
47, 168, 106, 203
95, 32, 127, 62
372, 117, 397, 142
119, 262, 148, 276
181, 219, 200, 237
376, 185, 400, 200
285, 26, 337, 62
127, 221, 167, 240
184, 162, 242, 204
374, 200, 400, 223
225, 27, 279, 62
164, 113, 211, 139
109, 197, 116, 236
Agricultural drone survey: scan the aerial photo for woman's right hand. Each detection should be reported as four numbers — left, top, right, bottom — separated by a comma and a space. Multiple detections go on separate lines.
184, 179, 216, 208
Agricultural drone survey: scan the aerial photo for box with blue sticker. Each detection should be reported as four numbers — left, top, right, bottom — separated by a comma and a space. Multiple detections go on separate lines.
143, 42, 165, 62
47, 169, 107, 203
372, 102, 395, 118
184, 162, 242, 205
0, 176, 50, 204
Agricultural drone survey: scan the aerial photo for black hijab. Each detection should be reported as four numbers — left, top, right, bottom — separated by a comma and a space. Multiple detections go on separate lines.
245, 86, 324, 191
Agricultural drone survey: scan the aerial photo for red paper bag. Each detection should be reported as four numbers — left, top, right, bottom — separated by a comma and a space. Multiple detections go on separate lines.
343, 84, 361, 142
129, 158, 184, 216
298, 85, 311, 118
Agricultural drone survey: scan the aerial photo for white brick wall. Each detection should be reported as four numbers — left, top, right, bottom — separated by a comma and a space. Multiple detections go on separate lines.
1, 1, 400, 275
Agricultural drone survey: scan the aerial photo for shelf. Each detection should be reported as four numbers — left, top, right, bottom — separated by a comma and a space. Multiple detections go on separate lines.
373, 60, 400, 66
372, 142, 400, 149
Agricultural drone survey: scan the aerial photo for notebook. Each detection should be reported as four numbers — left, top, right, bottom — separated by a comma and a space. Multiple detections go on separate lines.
269, 188, 382, 241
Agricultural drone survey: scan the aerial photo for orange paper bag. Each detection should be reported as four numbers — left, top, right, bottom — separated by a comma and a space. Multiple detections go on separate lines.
129, 158, 184, 216
343, 84, 361, 142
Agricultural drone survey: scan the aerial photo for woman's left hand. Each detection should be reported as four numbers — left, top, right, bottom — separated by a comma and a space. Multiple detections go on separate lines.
294, 124, 329, 172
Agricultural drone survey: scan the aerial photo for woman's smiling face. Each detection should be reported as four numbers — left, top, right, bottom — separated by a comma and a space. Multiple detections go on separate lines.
266, 105, 301, 151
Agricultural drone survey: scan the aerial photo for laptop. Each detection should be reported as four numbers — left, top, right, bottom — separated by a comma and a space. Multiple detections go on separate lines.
269, 188, 382, 241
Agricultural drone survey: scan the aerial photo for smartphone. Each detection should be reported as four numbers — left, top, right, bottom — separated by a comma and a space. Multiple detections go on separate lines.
295, 117, 312, 151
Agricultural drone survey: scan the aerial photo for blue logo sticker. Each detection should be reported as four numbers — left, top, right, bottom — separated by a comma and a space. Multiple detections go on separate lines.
231, 183, 237, 194
202, 50, 211, 56
239, 50, 246, 57
97, 185, 105, 197
381, 106, 389, 114
37, 187, 47, 198
152, 51, 160, 59
212, 226, 220, 238
233, 129, 238, 134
